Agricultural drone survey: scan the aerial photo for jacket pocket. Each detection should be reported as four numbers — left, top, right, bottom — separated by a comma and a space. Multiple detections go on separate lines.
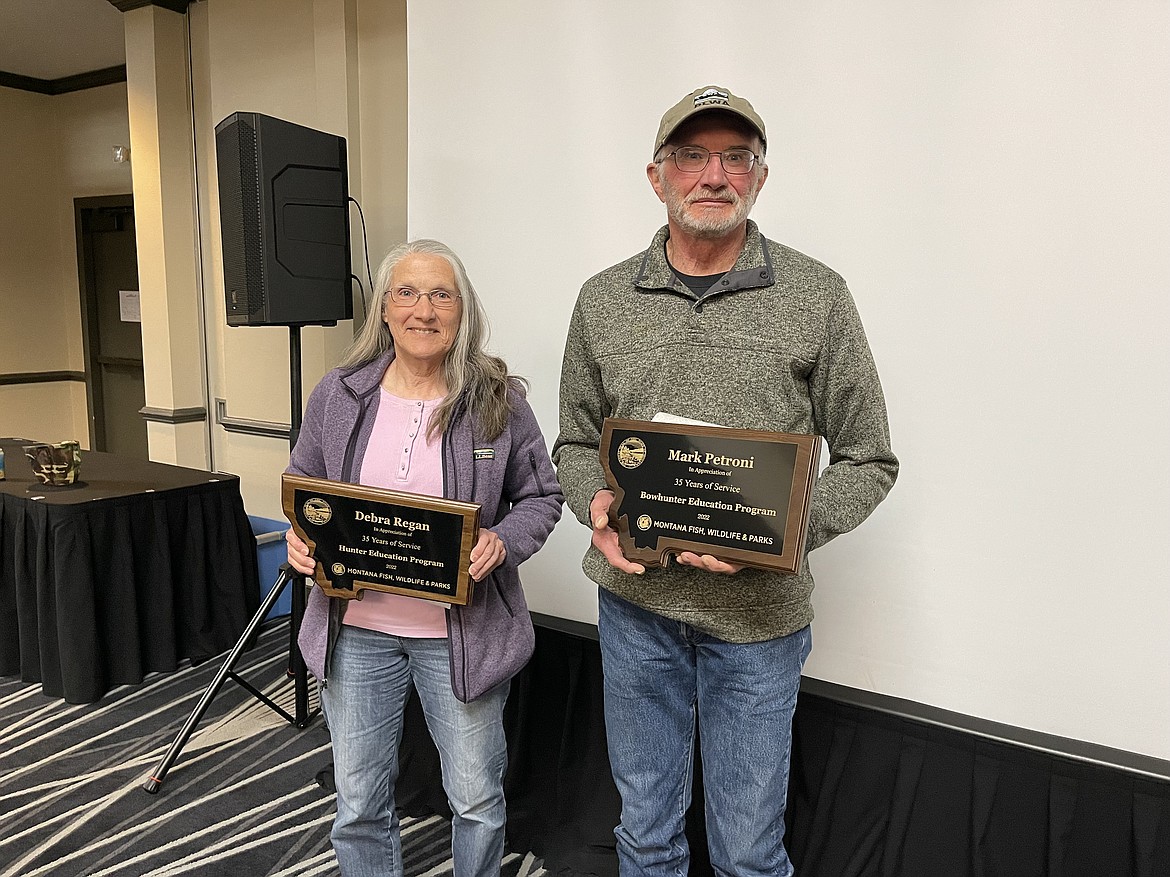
491, 572, 516, 618
527, 449, 546, 494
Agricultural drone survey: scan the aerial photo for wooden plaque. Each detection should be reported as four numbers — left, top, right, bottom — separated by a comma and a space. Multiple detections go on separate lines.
281, 473, 481, 605
599, 418, 820, 574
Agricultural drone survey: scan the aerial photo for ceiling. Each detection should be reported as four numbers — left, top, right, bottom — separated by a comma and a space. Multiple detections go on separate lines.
0, 0, 128, 81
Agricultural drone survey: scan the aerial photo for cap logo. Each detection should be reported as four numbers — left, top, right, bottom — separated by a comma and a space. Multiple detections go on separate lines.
694, 88, 730, 108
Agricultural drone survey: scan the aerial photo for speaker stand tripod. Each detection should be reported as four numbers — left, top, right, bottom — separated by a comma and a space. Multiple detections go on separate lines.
144, 326, 320, 794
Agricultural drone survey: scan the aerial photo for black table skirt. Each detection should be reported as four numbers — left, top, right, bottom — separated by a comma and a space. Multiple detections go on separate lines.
0, 441, 260, 703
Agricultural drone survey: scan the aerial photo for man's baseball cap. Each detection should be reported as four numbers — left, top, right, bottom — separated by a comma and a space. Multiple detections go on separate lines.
654, 85, 767, 155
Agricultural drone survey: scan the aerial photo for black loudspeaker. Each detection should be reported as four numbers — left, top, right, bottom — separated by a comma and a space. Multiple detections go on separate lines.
215, 112, 352, 327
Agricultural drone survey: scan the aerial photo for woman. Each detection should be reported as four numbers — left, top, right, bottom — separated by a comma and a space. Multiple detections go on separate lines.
286, 239, 563, 877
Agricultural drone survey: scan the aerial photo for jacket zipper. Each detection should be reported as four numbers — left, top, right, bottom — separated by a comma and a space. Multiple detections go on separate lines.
321, 377, 372, 686
340, 383, 362, 482
442, 420, 470, 700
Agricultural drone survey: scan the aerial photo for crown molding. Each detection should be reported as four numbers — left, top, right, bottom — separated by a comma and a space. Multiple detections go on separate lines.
107, 0, 191, 13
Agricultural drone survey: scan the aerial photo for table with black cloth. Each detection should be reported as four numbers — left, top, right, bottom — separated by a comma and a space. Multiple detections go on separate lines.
0, 437, 260, 703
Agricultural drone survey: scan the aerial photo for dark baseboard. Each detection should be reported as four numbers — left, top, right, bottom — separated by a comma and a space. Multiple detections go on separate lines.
530, 611, 600, 643
0, 371, 86, 386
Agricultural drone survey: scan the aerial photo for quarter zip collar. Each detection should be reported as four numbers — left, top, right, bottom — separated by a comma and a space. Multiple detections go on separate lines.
634, 219, 775, 301
339, 349, 395, 398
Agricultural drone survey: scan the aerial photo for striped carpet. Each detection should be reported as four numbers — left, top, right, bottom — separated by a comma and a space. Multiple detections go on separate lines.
0, 621, 546, 877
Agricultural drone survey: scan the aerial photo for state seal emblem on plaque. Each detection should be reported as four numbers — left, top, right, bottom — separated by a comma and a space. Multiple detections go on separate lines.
303, 497, 332, 525
617, 436, 647, 469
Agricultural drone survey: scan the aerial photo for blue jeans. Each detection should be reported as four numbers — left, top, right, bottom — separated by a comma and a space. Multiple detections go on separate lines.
598, 588, 811, 877
321, 625, 509, 877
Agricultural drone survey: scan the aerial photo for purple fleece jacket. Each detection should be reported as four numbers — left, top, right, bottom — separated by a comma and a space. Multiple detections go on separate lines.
289, 350, 563, 702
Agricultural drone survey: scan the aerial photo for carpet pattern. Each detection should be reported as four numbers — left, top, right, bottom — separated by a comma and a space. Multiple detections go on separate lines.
0, 620, 546, 877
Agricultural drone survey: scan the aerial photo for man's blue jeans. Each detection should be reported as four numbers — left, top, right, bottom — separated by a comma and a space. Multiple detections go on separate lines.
321, 625, 509, 877
598, 588, 811, 877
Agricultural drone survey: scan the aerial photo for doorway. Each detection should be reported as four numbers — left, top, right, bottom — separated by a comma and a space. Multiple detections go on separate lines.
75, 195, 148, 459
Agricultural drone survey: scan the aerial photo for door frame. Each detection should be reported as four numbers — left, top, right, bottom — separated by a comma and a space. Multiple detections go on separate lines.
74, 193, 136, 451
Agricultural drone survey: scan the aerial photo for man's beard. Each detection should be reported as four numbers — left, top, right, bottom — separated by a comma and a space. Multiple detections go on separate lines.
662, 177, 761, 239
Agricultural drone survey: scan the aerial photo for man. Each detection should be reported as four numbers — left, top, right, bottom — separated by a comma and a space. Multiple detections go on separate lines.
552, 85, 898, 876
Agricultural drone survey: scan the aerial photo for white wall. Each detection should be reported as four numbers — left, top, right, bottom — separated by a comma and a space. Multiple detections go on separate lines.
405, 1, 1170, 761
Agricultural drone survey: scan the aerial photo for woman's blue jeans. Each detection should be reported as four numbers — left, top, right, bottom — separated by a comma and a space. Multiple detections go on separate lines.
598, 588, 811, 877
321, 625, 509, 877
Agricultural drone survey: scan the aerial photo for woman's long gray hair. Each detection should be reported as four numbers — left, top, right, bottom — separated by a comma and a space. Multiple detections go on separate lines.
340, 239, 522, 441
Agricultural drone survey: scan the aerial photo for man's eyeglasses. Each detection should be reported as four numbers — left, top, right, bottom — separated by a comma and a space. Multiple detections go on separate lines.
660, 146, 760, 175
387, 287, 461, 309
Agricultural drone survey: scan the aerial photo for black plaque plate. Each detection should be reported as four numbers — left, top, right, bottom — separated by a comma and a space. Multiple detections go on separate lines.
600, 418, 820, 574
282, 474, 481, 605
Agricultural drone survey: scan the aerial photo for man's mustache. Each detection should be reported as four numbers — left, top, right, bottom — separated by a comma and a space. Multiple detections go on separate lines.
686, 187, 736, 204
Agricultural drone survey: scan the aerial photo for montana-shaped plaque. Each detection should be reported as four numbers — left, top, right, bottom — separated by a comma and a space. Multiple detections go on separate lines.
282, 474, 480, 605
600, 418, 820, 574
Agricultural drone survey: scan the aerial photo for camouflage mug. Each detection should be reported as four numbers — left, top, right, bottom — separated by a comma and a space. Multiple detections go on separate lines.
23, 440, 82, 486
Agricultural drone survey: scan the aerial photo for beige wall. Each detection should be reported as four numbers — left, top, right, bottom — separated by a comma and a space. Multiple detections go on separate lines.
0, 83, 132, 445
355, 0, 408, 256
189, 0, 408, 517
1, 0, 407, 513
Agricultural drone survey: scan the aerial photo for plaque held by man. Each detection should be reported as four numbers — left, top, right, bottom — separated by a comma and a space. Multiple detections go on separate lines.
282, 473, 480, 605
599, 418, 820, 574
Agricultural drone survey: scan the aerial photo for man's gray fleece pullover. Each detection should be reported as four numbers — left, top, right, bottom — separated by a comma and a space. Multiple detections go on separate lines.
553, 221, 898, 643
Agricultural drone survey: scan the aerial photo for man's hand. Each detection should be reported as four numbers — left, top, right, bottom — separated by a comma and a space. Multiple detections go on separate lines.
590, 489, 645, 575
285, 528, 316, 576
674, 551, 743, 575
469, 528, 507, 582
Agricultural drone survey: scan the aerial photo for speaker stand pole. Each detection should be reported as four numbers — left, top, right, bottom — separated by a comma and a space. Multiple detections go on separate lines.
286, 325, 313, 726
143, 325, 318, 794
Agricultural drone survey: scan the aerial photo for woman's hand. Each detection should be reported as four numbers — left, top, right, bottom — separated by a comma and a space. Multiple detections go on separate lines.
469, 527, 507, 582
285, 528, 316, 576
